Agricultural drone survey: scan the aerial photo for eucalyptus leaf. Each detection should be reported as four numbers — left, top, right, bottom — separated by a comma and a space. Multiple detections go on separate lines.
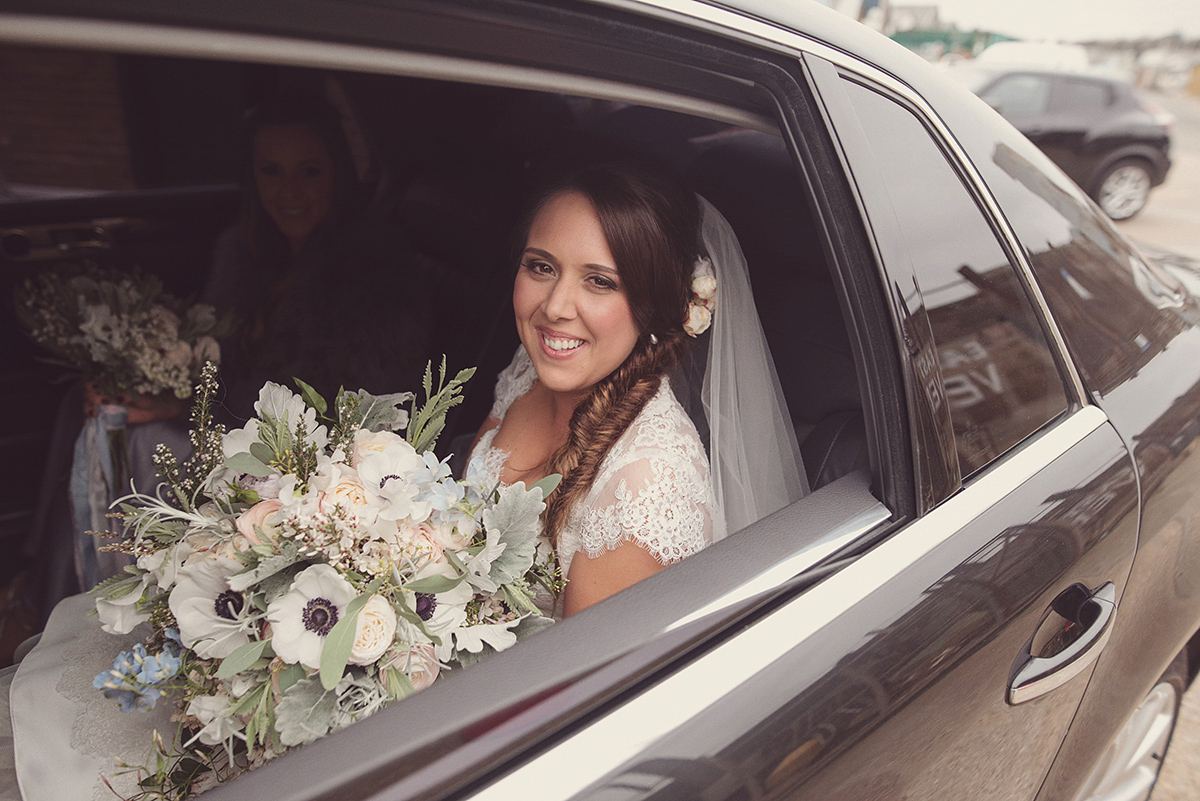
530, 473, 562, 498
319, 593, 374, 691
276, 677, 336, 746
249, 441, 275, 465
383, 666, 414, 701
293, 377, 328, 416
226, 451, 273, 478
277, 663, 306, 696
404, 573, 464, 595
217, 639, 272, 679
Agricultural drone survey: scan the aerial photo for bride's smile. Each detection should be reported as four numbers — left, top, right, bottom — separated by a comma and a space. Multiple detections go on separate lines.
513, 190, 641, 398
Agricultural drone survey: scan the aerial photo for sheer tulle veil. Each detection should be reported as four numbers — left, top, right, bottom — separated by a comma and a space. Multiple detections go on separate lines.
697, 197, 809, 541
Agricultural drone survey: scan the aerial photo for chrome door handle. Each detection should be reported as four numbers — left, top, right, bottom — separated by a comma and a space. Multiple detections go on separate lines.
1008, 582, 1116, 705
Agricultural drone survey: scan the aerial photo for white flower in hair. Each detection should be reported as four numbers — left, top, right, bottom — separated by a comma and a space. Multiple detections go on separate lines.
684, 256, 716, 337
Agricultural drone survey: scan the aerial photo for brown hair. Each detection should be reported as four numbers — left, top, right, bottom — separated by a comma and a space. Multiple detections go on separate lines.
531, 164, 702, 542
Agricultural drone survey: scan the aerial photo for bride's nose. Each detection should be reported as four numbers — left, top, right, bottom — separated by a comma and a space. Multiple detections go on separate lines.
542, 277, 578, 320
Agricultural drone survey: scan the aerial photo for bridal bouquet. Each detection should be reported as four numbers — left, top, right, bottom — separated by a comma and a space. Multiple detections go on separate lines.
91, 361, 561, 797
14, 263, 225, 399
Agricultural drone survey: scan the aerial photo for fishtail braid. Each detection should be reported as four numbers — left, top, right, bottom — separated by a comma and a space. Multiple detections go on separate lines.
543, 332, 687, 543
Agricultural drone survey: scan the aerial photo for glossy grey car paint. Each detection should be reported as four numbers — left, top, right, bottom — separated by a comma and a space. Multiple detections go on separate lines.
3, 1, 1200, 800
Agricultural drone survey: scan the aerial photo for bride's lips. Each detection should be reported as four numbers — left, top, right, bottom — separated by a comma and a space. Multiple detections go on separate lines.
537, 327, 587, 359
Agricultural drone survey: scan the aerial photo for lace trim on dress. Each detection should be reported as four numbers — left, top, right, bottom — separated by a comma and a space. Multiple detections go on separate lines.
487, 347, 536, 421
557, 382, 713, 578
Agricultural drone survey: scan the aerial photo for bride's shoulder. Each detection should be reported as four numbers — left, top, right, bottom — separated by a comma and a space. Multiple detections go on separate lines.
489, 346, 536, 421
625, 379, 705, 457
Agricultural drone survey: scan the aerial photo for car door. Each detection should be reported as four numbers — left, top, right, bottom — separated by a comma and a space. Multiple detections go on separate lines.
395, 29, 1144, 801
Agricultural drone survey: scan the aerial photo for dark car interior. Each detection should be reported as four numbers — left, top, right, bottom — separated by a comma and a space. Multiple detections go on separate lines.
0, 49, 870, 647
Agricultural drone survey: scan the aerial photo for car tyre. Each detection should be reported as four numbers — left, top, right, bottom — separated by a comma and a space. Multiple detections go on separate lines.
1073, 650, 1187, 801
1094, 158, 1153, 221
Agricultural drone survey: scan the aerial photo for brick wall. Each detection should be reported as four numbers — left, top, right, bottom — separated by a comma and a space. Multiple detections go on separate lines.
0, 44, 136, 191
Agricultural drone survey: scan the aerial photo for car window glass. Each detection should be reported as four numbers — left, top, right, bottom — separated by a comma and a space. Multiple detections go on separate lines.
981, 75, 1051, 117
840, 80, 1069, 476
0, 48, 245, 201
1054, 78, 1111, 112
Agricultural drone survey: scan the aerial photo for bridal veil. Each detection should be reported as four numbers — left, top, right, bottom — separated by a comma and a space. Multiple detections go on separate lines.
697, 197, 810, 540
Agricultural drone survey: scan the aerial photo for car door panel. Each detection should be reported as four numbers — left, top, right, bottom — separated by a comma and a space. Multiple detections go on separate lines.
463, 410, 1137, 801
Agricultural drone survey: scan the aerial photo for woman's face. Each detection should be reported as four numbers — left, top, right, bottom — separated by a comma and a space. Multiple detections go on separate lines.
252, 123, 336, 254
513, 191, 640, 400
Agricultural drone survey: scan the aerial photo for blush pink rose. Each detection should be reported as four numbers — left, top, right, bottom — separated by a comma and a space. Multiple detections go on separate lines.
236, 499, 282, 545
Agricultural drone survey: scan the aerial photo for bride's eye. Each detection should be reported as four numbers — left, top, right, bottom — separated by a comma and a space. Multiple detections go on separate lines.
588, 274, 618, 291
522, 259, 554, 277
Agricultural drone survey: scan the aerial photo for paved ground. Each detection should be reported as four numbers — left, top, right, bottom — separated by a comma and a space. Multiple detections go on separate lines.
1116, 90, 1200, 261
1112, 87, 1200, 801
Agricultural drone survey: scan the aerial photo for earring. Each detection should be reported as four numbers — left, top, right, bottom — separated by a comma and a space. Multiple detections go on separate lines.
649, 333, 659, 345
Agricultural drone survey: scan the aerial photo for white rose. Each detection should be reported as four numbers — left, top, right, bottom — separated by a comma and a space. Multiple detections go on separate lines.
683, 303, 712, 336
321, 475, 374, 518
692, 274, 717, 300
186, 304, 217, 331
236, 499, 283, 545
193, 336, 221, 366
348, 595, 398, 666
351, 429, 404, 465
165, 340, 194, 369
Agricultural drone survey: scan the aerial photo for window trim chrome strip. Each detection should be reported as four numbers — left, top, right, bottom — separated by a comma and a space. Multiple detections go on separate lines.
471, 405, 1108, 800
0, 13, 774, 134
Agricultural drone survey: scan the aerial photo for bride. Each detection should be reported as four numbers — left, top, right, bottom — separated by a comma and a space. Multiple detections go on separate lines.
467, 162, 808, 617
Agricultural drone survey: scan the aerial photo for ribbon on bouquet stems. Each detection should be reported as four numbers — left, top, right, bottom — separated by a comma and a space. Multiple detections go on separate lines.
69, 403, 132, 590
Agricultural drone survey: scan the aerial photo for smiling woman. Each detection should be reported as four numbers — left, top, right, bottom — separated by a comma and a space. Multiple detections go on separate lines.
468, 164, 718, 617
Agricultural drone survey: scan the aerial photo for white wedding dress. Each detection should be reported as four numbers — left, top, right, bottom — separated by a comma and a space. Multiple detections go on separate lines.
468, 346, 716, 614
1, 593, 176, 801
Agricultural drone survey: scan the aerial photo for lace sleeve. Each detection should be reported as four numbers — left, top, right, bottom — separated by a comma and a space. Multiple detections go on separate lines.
488, 346, 536, 422
558, 383, 714, 577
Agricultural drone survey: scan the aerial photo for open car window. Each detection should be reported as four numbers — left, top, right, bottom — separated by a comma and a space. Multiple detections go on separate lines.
0, 5, 908, 798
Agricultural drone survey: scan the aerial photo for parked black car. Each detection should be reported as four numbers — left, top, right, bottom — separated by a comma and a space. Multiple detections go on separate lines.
3, 2, 1200, 801
947, 64, 1174, 220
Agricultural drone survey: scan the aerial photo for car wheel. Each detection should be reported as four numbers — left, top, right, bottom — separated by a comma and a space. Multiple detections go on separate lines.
1094, 159, 1153, 221
1073, 650, 1187, 801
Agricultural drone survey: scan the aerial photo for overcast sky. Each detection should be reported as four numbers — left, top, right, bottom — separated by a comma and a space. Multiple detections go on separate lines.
931, 0, 1200, 41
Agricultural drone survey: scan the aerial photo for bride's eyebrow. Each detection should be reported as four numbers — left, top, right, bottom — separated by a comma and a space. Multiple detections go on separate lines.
523, 247, 557, 263
524, 246, 618, 275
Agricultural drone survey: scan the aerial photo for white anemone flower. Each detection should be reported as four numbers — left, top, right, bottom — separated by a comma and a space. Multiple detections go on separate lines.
169, 558, 253, 660
267, 564, 358, 669
356, 440, 431, 523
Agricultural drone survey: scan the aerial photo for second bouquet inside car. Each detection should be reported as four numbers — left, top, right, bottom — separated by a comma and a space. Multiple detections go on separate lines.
91, 361, 561, 797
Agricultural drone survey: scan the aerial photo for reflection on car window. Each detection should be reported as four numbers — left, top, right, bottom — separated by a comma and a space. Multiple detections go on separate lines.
981, 75, 1051, 117
842, 80, 1069, 475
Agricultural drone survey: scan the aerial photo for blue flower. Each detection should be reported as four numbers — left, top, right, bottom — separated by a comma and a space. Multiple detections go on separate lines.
93, 640, 183, 713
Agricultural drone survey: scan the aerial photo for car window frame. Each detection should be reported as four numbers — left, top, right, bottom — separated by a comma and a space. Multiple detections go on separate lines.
802, 53, 1090, 502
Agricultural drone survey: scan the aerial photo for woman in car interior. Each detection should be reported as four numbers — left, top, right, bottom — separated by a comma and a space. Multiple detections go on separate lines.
465, 162, 807, 616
